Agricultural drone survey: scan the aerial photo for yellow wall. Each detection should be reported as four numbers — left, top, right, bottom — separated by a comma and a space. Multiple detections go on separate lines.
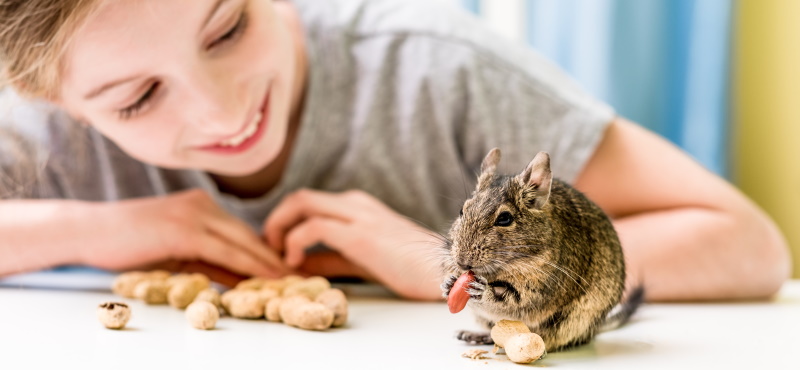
733, 0, 800, 277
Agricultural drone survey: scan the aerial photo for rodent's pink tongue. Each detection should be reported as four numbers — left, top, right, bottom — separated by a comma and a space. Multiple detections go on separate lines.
447, 271, 475, 314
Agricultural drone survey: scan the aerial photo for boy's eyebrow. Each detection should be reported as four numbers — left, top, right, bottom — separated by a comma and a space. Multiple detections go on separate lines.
200, 0, 230, 33
84, 75, 141, 100
83, 0, 230, 100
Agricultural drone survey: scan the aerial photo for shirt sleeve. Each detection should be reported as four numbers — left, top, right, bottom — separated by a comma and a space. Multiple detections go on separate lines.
446, 32, 616, 183
0, 91, 65, 200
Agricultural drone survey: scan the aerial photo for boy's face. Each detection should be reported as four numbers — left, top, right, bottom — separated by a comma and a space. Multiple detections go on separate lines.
59, 0, 304, 176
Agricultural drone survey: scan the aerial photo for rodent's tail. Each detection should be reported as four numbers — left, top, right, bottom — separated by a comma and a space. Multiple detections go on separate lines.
600, 285, 645, 332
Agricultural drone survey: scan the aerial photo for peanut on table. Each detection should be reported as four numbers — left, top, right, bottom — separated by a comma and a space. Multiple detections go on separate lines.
490, 319, 546, 364
104, 272, 349, 331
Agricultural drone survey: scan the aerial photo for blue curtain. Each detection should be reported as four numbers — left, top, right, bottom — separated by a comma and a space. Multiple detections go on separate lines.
462, 0, 732, 176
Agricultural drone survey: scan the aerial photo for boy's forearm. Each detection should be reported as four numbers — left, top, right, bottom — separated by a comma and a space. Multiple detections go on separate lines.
0, 200, 96, 276
615, 206, 791, 302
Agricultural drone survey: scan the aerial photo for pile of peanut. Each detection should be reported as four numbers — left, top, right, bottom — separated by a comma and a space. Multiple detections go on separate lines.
100, 271, 348, 331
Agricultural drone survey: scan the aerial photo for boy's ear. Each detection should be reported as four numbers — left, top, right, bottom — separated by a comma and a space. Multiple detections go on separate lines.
516, 151, 552, 209
477, 148, 501, 190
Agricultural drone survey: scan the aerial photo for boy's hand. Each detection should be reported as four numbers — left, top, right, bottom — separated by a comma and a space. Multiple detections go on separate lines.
83, 189, 289, 279
263, 189, 444, 300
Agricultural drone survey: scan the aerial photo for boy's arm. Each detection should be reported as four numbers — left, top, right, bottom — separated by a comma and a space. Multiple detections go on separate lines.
0, 191, 289, 279
574, 117, 791, 301
0, 200, 86, 275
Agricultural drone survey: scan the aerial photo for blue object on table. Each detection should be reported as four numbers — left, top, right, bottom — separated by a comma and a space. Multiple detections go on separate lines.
0, 266, 115, 291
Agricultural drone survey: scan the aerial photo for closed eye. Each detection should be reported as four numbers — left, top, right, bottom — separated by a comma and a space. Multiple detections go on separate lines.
118, 82, 159, 120
208, 10, 248, 49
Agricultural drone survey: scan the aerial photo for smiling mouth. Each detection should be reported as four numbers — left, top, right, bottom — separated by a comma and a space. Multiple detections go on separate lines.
197, 86, 271, 154
217, 111, 262, 147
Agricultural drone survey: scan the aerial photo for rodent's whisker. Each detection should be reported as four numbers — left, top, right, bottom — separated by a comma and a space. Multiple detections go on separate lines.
394, 214, 450, 243
507, 263, 553, 294
498, 254, 566, 293
523, 255, 590, 291
533, 257, 607, 302
501, 243, 546, 251
491, 251, 594, 299
387, 243, 452, 283
498, 247, 590, 285
535, 258, 589, 284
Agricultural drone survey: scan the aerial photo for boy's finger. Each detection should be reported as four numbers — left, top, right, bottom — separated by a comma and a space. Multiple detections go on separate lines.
264, 190, 360, 253
196, 235, 282, 279
210, 210, 288, 272
283, 217, 358, 268
175, 261, 247, 288
298, 251, 373, 281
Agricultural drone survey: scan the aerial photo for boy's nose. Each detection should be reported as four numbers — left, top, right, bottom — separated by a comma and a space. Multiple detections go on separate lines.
183, 67, 246, 134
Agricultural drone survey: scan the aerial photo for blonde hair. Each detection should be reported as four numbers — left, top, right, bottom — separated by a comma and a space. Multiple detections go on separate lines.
0, 0, 100, 100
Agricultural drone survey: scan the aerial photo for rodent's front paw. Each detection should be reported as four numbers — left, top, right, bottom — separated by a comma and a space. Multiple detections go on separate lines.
441, 275, 458, 299
466, 275, 488, 300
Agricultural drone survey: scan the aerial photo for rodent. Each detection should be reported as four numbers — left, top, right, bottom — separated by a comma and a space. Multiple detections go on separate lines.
441, 148, 643, 351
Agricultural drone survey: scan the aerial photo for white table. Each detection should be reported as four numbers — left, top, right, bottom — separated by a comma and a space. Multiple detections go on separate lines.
1, 280, 798, 369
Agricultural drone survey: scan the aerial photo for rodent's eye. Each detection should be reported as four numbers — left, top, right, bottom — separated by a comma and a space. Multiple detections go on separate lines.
460, 208, 464, 217
494, 211, 514, 227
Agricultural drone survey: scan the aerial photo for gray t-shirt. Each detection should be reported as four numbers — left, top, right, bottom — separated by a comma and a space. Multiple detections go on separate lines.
0, 0, 614, 234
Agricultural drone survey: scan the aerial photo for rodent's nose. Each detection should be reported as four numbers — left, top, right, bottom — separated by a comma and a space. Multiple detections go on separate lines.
458, 263, 473, 271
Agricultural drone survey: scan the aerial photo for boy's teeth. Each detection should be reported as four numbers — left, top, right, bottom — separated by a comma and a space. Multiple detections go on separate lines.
219, 112, 262, 147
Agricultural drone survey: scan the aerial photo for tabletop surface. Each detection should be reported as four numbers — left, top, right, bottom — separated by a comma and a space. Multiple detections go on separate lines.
0, 279, 798, 370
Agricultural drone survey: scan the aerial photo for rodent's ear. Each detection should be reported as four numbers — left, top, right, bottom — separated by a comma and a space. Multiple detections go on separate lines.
481, 148, 501, 174
477, 148, 501, 190
517, 151, 553, 209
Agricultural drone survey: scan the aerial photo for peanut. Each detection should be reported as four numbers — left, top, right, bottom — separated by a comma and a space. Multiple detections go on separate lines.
261, 279, 289, 294
235, 277, 266, 291
282, 276, 330, 299
489, 320, 545, 364
167, 273, 211, 309
222, 290, 268, 319
447, 271, 475, 314
282, 275, 304, 285
265, 297, 284, 322
133, 280, 169, 305
278, 295, 312, 321
186, 301, 220, 330
193, 288, 222, 310
147, 270, 172, 281
504, 333, 546, 364
259, 288, 280, 301
97, 302, 131, 330
314, 288, 348, 327
111, 272, 149, 298
282, 302, 334, 330
165, 273, 190, 290
271, 279, 348, 330
490, 319, 531, 348
112, 271, 170, 298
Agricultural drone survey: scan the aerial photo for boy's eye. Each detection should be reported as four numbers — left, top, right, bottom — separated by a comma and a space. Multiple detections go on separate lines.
118, 82, 158, 120
494, 211, 513, 227
209, 11, 248, 49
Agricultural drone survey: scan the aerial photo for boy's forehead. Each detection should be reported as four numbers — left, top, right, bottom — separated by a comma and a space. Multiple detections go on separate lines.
61, 0, 213, 96
74, 0, 207, 42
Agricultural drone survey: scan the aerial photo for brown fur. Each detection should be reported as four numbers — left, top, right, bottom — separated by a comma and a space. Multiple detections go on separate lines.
441, 148, 626, 352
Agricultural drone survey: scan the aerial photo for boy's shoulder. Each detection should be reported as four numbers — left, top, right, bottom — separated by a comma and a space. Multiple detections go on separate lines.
0, 88, 58, 146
